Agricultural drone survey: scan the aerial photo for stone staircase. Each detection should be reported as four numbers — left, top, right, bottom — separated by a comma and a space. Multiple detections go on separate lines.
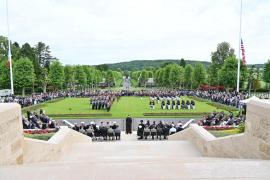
1, 133, 270, 179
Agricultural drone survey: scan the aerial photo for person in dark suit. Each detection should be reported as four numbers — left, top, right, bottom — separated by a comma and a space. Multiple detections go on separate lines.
125, 115, 132, 134
137, 120, 145, 140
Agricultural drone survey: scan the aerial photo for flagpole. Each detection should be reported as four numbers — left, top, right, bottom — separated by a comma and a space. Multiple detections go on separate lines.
6, 0, 14, 95
237, 0, 243, 93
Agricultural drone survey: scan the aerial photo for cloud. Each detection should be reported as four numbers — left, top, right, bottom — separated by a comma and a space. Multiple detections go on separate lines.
0, 0, 269, 65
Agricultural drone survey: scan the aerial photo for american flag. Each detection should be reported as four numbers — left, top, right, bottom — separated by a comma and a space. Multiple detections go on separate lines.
241, 39, 246, 65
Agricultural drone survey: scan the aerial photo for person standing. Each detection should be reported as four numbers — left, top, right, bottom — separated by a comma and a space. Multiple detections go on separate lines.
125, 115, 132, 134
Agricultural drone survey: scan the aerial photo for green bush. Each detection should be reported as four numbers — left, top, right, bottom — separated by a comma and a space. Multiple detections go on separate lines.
47, 113, 112, 117
237, 122, 245, 133
206, 102, 238, 112
187, 96, 209, 102
143, 112, 210, 117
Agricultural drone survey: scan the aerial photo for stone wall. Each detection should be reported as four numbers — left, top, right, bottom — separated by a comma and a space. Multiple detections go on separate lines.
0, 103, 23, 166
23, 126, 91, 164
169, 99, 270, 160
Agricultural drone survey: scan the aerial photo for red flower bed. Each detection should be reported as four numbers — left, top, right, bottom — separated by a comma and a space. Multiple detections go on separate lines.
203, 126, 235, 131
24, 128, 58, 134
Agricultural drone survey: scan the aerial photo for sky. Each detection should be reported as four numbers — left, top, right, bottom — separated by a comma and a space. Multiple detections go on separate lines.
0, 0, 269, 65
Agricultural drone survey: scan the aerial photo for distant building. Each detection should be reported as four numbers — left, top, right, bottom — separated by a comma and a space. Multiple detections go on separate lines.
123, 76, 131, 90
145, 78, 155, 87
98, 78, 114, 88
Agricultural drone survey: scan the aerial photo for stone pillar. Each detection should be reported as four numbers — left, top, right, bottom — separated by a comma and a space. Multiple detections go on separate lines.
245, 100, 270, 159
0, 103, 23, 165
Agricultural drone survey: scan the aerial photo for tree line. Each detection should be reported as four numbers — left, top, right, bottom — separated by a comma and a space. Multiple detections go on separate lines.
0, 35, 121, 95
1, 35, 270, 95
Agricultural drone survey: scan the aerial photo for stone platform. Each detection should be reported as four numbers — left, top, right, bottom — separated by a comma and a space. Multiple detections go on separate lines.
1, 134, 270, 179
1, 99, 270, 179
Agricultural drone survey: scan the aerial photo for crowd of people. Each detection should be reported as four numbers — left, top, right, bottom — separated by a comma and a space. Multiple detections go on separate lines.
73, 121, 121, 141
192, 90, 248, 108
22, 109, 58, 129
197, 111, 244, 127
0, 89, 249, 110
0, 92, 66, 108
137, 120, 184, 140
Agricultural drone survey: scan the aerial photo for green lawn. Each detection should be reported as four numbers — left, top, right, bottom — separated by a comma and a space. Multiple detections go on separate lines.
40, 96, 228, 119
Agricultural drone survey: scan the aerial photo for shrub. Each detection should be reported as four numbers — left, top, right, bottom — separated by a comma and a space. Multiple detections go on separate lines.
47, 113, 112, 117
143, 112, 210, 117
187, 96, 209, 102
206, 102, 238, 112
238, 122, 245, 133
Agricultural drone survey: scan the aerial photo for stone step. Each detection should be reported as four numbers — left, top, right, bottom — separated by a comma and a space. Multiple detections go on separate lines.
59, 141, 202, 163
1, 157, 269, 180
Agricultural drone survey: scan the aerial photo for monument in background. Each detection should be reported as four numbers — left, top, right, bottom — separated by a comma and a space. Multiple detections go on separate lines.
122, 75, 131, 90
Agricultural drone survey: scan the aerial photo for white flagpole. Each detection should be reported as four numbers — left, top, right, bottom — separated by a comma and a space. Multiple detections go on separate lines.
237, 0, 243, 93
6, 0, 14, 95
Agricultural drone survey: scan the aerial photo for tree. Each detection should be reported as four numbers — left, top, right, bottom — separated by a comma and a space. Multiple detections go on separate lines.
64, 65, 75, 90
14, 57, 35, 96
40, 68, 49, 93
35, 42, 54, 69
211, 42, 235, 67
147, 71, 153, 78
209, 42, 235, 85
169, 64, 180, 88
11, 42, 21, 60
178, 66, 185, 88
162, 65, 172, 87
75, 65, 87, 90
193, 63, 207, 88
140, 70, 148, 87
247, 65, 256, 95
179, 58, 186, 67
263, 60, 270, 92
96, 64, 109, 71
105, 70, 115, 87
0, 60, 11, 89
218, 56, 247, 89
112, 71, 123, 87
0, 36, 8, 61
184, 64, 193, 89
48, 61, 65, 90
157, 68, 165, 86
20, 43, 35, 61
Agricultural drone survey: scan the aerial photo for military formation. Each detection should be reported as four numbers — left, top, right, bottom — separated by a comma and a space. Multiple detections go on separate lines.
90, 93, 116, 112
149, 96, 196, 110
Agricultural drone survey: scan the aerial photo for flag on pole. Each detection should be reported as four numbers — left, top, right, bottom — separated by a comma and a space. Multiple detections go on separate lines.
240, 39, 246, 65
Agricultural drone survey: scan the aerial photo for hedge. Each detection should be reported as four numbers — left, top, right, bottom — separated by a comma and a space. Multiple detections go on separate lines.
47, 113, 112, 117
206, 102, 238, 112
187, 96, 209, 102
143, 112, 210, 117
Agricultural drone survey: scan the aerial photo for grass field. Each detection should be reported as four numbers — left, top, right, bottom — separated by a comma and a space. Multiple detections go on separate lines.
40, 96, 229, 119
